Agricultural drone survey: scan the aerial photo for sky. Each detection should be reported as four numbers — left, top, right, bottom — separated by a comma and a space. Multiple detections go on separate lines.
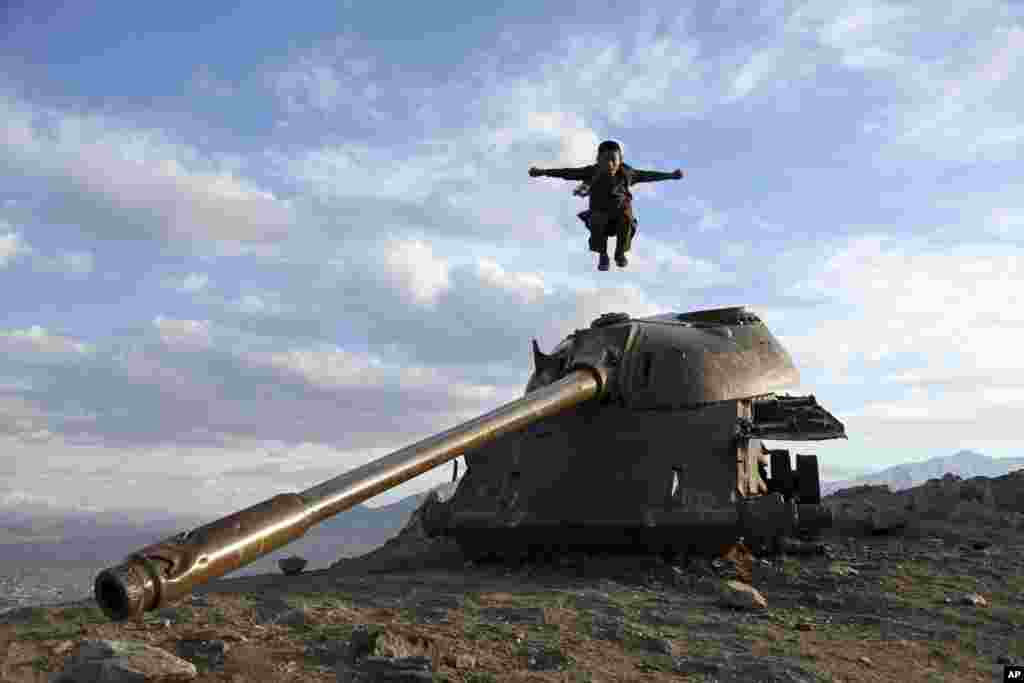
1, 0, 1023, 518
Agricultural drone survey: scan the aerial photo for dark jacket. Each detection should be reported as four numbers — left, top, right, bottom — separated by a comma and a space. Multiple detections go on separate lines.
540, 163, 677, 213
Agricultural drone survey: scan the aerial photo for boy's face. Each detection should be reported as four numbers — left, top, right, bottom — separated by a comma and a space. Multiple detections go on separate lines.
597, 149, 622, 176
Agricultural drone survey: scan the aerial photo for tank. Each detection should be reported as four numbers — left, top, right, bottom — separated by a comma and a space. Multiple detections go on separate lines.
424, 307, 845, 559
93, 306, 844, 621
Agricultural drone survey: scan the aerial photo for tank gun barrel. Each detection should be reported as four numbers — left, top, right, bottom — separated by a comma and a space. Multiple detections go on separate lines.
94, 369, 601, 621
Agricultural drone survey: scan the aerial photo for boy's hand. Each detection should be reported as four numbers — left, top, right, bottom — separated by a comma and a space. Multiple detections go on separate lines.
528, 167, 543, 177
672, 169, 684, 179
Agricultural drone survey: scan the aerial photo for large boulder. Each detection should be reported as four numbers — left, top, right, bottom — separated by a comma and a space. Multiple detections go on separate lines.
50, 639, 197, 682
989, 469, 1024, 513
825, 485, 909, 534
718, 580, 768, 610
906, 474, 995, 518
278, 556, 308, 576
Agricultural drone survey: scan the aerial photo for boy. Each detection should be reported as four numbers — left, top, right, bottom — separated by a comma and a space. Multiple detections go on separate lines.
529, 140, 683, 270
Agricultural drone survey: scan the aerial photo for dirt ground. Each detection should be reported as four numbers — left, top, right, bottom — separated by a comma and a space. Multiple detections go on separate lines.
2, 524, 1022, 682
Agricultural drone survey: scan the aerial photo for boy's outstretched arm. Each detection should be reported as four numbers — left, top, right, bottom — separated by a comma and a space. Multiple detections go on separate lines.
631, 168, 684, 183
528, 166, 593, 181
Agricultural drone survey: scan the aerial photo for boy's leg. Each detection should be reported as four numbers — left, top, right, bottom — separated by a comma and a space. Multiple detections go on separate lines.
588, 224, 610, 270
582, 211, 611, 271
612, 217, 630, 267
595, 233, 610, 270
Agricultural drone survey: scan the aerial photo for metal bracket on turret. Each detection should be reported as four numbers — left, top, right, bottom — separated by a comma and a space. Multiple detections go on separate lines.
740, 394, 847, 441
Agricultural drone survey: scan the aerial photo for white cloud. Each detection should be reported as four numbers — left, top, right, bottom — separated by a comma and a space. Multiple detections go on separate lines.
153, 316, 213, 351
476, 258, 549, 304
31, 249, 95, 277
779, 232, 1024, 445
550, 284, 663, 340
247, 344, 507, 409
58, 250, 93, 275
887, 23, 1024, 161
0, 229, 29, 267
178, 272, 210, 293
0, 489, 63, 507
780, 2, 1024, 161
0, 326, 92, 356
0, 94, 296, 243
267, 36, 385, 121
814, 1, 916, 70
624, 236, 729, 287
730, 47, 785, 99
380, 238, 451, 306
232, 291, 292, 316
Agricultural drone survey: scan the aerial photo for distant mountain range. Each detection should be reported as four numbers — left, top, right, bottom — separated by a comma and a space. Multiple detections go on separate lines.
0, 481, 459, 582
821, 450, 1024, 496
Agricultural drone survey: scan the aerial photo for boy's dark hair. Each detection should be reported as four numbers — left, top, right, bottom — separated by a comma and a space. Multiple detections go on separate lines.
597, 140, 622, 157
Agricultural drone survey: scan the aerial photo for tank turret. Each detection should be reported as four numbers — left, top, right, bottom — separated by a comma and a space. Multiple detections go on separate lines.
426, 306, 844, 558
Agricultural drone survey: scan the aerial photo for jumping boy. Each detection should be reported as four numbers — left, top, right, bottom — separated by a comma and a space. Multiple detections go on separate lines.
529, 140, 683, 270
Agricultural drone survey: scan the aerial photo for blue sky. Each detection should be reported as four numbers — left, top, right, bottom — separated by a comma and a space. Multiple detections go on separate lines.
1, 1, 1023, 515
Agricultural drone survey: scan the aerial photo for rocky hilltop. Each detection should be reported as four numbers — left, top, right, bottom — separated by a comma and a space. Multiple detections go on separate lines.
2, 471, 1022, 682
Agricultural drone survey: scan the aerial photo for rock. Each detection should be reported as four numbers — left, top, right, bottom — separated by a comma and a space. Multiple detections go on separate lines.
522, 641, 570, 671
155, 607, 184, 624
636, 636, 674, 655
717, 542, 753, 584
779, 537, 829, 555
639, 607, 690, 627
718, 580, 768, 610
51, 639, 196, 682
960, 593, 988, 607
478, 606, 545, 625
571, 593, 625, 617
859, 655, 872, 666
175, 639, 227, 671
869, 507, 909, 534
337, 655, 433, 683
826, 487, 909, 534
411, 607, 449, 624
253, 597, 306, 626
306, 641, 347, 666
806, 593, 847, 610
686, 556, 717, 577
0, 606, 48, 624
278, 556, 308, 576
589, 615, 627, 641
345, 624, 380, 665
672, 654, 818, 682
3, 640, 52, 683
185, 595, 209, 608
671, 656, 723, 677
412, 594, 461, 610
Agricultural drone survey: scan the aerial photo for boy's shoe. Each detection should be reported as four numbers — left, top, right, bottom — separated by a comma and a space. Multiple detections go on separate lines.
615, 253, 628, 267
598, 253, 610, 271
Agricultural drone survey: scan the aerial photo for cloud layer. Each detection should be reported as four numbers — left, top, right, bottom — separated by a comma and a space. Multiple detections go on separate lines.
1, 1, 1022, 516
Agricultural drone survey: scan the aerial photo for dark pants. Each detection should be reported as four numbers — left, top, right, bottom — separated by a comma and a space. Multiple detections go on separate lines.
580, 210, 637, 256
